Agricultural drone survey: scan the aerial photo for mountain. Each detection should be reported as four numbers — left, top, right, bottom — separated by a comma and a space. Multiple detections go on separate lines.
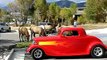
0, 3, 9, 10
2, 6, 9, 10
0, 4, 4, 8
55, 0, 75, 8
0, 0, 86, 10
0, 6, 9, 10
49, 0, 86, 8
77, 2, 86, 7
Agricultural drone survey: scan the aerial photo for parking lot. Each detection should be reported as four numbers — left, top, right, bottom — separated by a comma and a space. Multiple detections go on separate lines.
0, 28, 107, 60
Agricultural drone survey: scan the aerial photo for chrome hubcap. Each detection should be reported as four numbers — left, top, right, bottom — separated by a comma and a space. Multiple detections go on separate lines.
34, 49, 43, 58
93, 47, 103, 56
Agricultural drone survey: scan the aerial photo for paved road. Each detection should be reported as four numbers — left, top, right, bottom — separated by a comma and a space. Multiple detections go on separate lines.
0, 30, 19, 41
10, 49, 25, 60
0, 29, 107, 60
0, 30, 32, 41
25, 55, 107, 60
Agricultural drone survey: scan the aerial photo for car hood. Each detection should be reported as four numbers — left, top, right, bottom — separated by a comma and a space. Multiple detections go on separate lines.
33, 35, 60, 41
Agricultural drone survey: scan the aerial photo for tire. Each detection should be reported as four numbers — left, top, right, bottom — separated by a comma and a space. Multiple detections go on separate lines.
90, 45, 105, 58
1, 28, 6, 33
7, 27, 11, 32
7, 29, 11, 32
31, 48, 45, 60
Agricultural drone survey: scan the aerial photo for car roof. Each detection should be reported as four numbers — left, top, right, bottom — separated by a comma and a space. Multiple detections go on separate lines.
59, 27, 86, 36
59, 27, 84, 31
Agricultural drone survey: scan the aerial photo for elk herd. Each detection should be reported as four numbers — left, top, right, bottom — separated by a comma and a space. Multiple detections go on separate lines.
18, 23, 58, 42
18, 23, 74, 42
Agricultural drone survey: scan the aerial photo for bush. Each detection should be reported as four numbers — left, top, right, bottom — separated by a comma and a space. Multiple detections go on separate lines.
77, 16, 86, 24
16, 41, 32, 48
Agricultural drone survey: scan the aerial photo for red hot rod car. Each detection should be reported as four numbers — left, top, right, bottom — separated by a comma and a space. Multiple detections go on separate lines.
26, 27, 107, 59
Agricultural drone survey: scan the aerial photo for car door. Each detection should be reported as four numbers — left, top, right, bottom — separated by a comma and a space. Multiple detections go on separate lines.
58, 30, 85, 56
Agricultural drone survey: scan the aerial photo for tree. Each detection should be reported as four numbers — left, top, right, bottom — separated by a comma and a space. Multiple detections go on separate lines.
55, 6, 61, 21
69, 3, 77, 25
85, 0, 107, 23
102, 0, 107, 22
34, 0, 48, 22
70, 3, 77, 16
60, 8, 71, 25
77, 16, 86, 24
0, 9, 9, 22
0, 9, 7, 18
103, 0, 107, 11
48, 2, 61, 23
8, 2, 19, 12
16, 0, 34, 25
8, 0, 34, 26
8, 2, 19, 26
48, 3, 57, 21
0, 9, 2, 17
0, 9, 2, 21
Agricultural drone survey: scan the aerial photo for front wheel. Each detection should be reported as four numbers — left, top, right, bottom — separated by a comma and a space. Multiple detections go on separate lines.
90, 45, 105, 58
1, 28, 6, 33
31, 48, 45, 60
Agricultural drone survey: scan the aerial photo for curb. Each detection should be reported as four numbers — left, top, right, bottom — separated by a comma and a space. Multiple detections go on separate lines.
5, 49, 14, 60
4, 48, 26, 60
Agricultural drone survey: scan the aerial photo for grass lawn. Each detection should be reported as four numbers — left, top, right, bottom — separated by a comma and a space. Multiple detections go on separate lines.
16, 41, 32, 48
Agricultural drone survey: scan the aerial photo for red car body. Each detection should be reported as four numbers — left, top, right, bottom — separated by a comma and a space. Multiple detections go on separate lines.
26, 27, 107, 58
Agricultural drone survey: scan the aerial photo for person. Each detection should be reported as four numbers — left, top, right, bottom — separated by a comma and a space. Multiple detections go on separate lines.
63, 31, 73, 36
73, 20, 77, 27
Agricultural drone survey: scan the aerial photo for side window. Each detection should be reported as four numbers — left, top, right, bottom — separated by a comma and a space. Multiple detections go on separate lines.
63, 31, 73, 36
72, 30, 78, 36
63, 30, 78, 36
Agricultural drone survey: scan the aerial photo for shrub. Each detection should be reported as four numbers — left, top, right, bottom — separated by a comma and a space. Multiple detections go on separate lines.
77, 16, 86, 24
16, 41, 32, 48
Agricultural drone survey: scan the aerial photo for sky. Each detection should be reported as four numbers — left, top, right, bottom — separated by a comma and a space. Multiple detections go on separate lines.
0, 0, 86, 6
0, 0, 14, 5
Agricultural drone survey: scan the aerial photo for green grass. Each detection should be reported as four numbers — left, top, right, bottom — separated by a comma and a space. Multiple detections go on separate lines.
16, 41, 32, 48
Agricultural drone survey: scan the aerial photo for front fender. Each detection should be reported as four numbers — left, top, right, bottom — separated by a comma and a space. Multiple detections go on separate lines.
26, 44, 54, 56
26, 44, 43, 54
